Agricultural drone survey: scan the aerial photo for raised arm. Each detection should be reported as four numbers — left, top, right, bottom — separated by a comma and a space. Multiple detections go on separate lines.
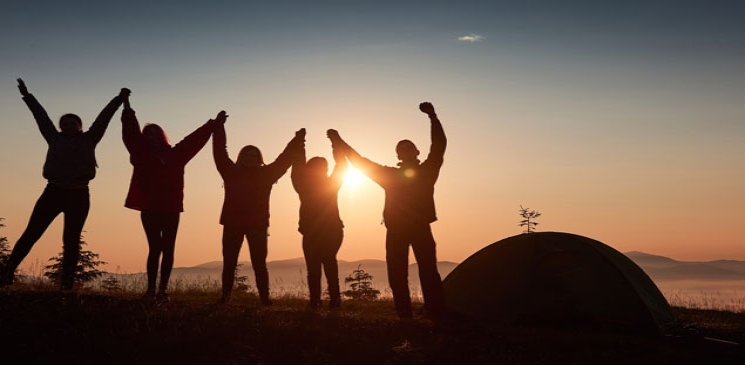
173, 111, 219, 164
87, 88, 130, 144
420, 102, 446, 165
290, 130, 308, 193
18, 78, 56, 144
211, 111, 234, 177
327, 129, 348, 189
268, 128, 306, 182
327, 130, 387, 184
121, 98, 142, 154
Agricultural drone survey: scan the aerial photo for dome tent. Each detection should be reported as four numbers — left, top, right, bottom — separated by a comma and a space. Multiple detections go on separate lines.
443, 232, 677, 335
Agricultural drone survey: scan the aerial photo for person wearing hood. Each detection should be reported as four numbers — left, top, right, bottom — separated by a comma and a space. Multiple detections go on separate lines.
0, 78, 128, 290
328, 102, 448, 320
121, 97, 217, 304
212, 115, 304, 305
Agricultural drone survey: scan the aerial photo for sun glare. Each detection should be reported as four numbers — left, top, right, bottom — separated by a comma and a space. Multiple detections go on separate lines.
344, 167, 366, 188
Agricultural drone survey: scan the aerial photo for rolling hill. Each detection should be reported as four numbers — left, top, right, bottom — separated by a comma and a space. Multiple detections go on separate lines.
625, 251, 745, 281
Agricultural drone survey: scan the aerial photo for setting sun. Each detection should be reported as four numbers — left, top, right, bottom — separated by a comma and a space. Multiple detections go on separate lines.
343, 167, 366, 188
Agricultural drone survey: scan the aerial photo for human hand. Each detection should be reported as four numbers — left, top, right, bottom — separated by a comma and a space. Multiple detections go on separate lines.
418, 101, 435, 116
296, 128, 306, 139
215, 110, 228, 125
120, 88, 132, 109
327, 129, 346, 148
326, 129, 341, 142
17, 78, 29, 96
326, 129, 343, 144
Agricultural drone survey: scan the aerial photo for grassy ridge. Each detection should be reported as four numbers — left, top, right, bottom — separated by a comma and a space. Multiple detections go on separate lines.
1, 288, 744, 364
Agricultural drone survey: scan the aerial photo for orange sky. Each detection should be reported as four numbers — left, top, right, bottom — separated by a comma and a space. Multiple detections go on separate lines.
1, 1, 743, 274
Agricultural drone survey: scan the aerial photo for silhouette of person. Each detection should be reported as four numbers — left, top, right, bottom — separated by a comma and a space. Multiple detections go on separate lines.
212, 116, 305, 305
122, 97, 217, 304
328, 102, 448, 320
0, 79, 128, 290
291, 129, 347, 309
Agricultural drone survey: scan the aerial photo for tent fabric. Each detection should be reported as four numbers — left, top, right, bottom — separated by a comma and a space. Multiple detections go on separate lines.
443, 232, 677, 335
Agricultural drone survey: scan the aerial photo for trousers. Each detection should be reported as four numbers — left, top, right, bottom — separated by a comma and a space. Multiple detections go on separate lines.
4, 184, 89, 290
385, 223, 446, 319
221, 225, 270, 300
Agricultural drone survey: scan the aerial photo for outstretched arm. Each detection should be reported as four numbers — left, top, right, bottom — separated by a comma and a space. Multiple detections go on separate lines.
88, 88, 130, 144
327, 129, 365, 169
18, 78, 56, 143
269, 128, 306, 182
420, 101, 446, 164
173, 111, 220, 164
327, 129, 387, 184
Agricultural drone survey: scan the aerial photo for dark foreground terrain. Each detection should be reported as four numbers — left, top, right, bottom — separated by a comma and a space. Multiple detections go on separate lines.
1, 289, 743, 364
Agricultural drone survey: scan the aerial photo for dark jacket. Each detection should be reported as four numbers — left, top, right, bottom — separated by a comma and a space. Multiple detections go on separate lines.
348, 116, 446, 229
291, 147, 346, 235
122, 108, 213, 213
213, 123, 303, 228
24, 93, 124, 187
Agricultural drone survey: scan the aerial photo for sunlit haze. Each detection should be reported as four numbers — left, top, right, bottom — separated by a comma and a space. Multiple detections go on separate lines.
343, 167, 366, 189
1, 1, 743, 274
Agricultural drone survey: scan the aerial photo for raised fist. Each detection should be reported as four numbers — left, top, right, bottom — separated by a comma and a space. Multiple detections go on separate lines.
296, 128, 306, 138
119, 88, 131, 98
418, 102, 435, 116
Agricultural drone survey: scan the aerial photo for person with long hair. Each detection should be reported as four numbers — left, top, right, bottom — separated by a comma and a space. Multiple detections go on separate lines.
212, 115, 304, 305
328, 102, 448, 320
121, 98, 219, 304
0, 78, 128, 290
291, 129, 347, 309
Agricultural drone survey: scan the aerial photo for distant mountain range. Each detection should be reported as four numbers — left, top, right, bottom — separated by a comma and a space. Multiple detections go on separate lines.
159, 252, 745, 291
624, 251, 745, 281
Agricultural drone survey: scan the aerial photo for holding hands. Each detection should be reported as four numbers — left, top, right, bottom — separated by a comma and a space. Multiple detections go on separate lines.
326, 129, 342, 146
327, 129, 348, 152
295, 128, 307, 151
120, 88, 132, 109
213, 110, 228, 125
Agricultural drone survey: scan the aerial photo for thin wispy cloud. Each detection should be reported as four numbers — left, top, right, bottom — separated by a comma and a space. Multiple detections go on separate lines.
458, 33, 484, 43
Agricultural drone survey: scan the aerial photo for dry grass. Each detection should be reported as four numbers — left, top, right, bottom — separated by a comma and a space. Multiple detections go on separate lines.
667, 290, 745, 313
2, 275, 744, 364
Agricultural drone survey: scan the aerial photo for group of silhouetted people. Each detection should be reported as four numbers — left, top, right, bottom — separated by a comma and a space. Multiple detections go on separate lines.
0, 78, 448, 320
